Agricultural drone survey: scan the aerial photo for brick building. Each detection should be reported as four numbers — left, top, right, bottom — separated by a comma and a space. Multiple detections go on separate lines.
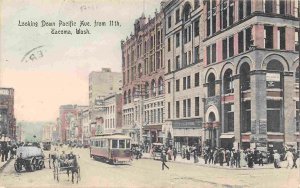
121, 6, 165, 144
201, 0, 299, 151
0, 88, 16, 140
162, 0, 204, 151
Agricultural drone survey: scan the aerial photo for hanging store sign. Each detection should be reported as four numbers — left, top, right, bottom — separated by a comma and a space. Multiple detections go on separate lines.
266, 73, 281, 88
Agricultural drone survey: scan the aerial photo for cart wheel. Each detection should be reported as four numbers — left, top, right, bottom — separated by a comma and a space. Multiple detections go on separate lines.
14, 162, 22, 173
30, 163, 36, 172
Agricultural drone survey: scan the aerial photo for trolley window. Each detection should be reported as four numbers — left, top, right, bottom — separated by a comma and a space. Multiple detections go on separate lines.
126, 140, 130, 148
119, 140, 125, 149
112, 140, 118, 148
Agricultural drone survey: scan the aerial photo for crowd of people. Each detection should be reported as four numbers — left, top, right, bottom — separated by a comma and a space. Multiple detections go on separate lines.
0, 141, 17, 162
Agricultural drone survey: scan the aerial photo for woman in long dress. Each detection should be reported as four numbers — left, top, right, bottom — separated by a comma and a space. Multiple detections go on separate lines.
240, 150, 247, 167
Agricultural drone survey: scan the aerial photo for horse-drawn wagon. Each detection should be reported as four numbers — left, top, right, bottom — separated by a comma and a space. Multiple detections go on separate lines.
14, 146, 45, 172
53, 152, 81, 184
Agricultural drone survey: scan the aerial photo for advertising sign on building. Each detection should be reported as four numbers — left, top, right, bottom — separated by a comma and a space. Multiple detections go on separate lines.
266, 73, 281, 88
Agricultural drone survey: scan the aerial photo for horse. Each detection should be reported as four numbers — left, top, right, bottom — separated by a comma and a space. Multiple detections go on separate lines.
65, 156, 80, 184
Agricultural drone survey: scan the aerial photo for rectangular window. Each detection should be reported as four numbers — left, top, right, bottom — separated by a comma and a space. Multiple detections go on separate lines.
187, 99, 191, 117
194, 46, 199, 63
229, 0, 234, 25
168, 82, 171, 93
188, 51, 191, 65
176, 32, 180, 47
168, 38, 171, 52
279, 0, 285, 14
176, 101, 180, 118
223, 38, 228, 60
222, 0, 228, 29
183, 52, 187, 67
195, 97, 200, 116
184, 28, 188, 44
212, 43, 216, 63
176, 79, 180, 91
246, 0, 251, 16
176, 9, 180, 23
168, 102, 171, 119
267, 100, 281, 132
119, 140, 125, 149
187, 76, 191, 89
296, 30, 299, 52
183, 77, 187, 90
194, 20, 199, 37
112, 140, 118, 148
207, 0, 211, 36
168, 59, 171, 73
264, 26, 273, 48
195, 73, 200, 87
239, 0, 244, 20
265, 0, 273, 13
212, 3, 216, 34
245, 27, 252, 51
207, 46, 211, 65
183, 100, 187, 117
229, 36, 234, 57
176, 55, 180, 70
296, 101, 300, 132
168, 16, 171, 28
188, 26, 191, 42
238, 31, 244, 53
278, 27, 286, 50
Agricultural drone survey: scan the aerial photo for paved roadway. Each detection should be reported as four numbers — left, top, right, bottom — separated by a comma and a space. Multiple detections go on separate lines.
0, 147, 299, 188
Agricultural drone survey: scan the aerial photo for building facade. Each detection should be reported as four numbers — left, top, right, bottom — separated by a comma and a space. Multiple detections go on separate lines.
163, 0, 204, 151
103, 93, 123, 134
0, 88, 16, 141
202, 0, 299, 151
121, 6, 165, 145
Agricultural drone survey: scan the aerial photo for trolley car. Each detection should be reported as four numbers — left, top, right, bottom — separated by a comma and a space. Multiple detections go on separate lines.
90, 134, 132, 164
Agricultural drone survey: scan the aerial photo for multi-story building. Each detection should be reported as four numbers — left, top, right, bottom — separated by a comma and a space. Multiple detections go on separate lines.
103, 93, 123, 134
77, 107, 90, 145
163, 0, 204, 151
0, 88, 16, 140
202, 0, 299, 151
121, 6, 165, 145
42, 124, 53, 141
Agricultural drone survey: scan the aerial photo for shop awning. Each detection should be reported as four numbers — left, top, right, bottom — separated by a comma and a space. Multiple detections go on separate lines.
220, 134, 234, 139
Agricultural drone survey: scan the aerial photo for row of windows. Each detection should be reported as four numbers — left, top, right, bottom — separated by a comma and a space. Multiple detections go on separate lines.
144, 108, 164, 125
171, 97, 200, 119
171, 72, 200, 93
91, 139, 131, 149
104, 118, 115, 129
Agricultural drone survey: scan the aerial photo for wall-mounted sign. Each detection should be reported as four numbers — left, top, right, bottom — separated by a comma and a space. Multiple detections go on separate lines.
266, 73, 281, 88
0, 89, 10, 95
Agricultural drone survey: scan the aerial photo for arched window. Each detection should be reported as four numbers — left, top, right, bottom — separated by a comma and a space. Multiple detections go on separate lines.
145, 82, 149, 99
207, 73, 216, 97
208, 112, 216, 122
132, 87, 136, 99
128, 89, 131, 103
223, 69, 234, 94
138, 64, 142, 78
183, 3, 191, 22
240, 63, 251, 91
158, 77, 164, 95
151, 79, 156, 97
123, 91, 127, 104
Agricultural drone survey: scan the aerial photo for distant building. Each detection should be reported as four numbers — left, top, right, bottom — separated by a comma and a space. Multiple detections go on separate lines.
0, 88, 16, 141
42, 124, 53, 141
103, 93, 123, 134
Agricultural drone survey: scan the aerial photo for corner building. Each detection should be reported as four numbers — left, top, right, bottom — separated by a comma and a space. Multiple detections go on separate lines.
121, 7, 165, 145
202, 0, 299, 151
163, 0, 204, 151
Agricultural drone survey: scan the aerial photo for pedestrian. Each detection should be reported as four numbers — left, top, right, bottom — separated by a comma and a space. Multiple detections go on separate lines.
258, 151, 264, 166
273, 150, 281, 168
225, 149, 230, 166
219, 149, 224, 166
247, 150, 254, 168
193, 146, 198, 163
186, 146, 190, 160
161, 151, 169, 170
236, 150, 241, 168
240, 150, 247, 167
167, 147, 172, 161
284, 149, 294, 169
209, 149, 214, 164
204, 149, 208, 164
230, 150, 235, 168
173, 147, 177, 161
213, 149, 218, 165
292, 149, 298, 169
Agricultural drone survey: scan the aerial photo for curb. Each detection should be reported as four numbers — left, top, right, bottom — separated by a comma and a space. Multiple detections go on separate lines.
141, 156, 274, 170
0, 158, 12, 173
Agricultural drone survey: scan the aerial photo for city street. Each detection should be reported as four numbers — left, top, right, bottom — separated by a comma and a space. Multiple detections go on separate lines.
0, 148, 299, 188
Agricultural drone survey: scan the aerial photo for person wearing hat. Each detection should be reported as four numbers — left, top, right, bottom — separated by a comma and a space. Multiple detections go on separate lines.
161, 150, 169, 170
273, 150, 281, 168
284, 149, 294, 169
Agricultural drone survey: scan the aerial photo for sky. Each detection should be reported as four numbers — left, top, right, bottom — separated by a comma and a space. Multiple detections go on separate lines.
0, 0, 162, 122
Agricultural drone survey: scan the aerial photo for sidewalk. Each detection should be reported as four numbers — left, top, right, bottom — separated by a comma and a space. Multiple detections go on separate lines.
0, 154, 12, 172
142, 152, 276, 170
